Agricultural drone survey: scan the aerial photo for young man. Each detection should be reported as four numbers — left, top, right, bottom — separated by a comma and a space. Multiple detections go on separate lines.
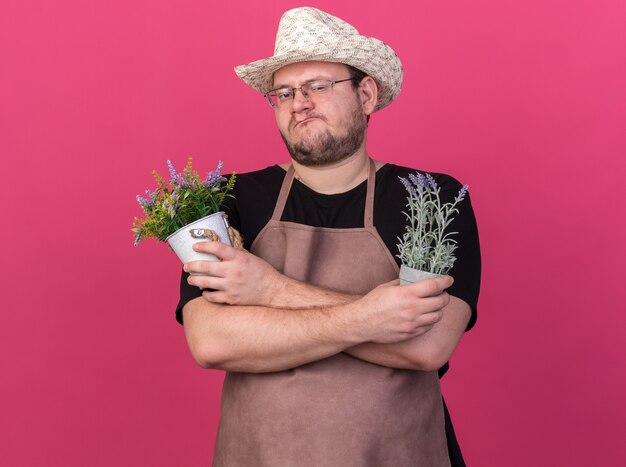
177, 7, 480, 467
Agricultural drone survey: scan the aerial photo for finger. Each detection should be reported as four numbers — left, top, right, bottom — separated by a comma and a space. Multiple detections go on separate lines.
405, 312, 442, 337
202, 290, 230, 304
381, 278, 400, 287
409, 276, 454, 298
404, 322, 436, 339
184, 260, 227, 277
410, 293, 450, 314
192, 241, 238, 261
417, 324, 435, 334
187, 274, 226, 290
421, 310, 444, 326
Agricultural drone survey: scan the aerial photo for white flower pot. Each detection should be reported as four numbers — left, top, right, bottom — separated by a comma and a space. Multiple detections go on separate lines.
166, 212, 232, 265
399, 264, 443, 285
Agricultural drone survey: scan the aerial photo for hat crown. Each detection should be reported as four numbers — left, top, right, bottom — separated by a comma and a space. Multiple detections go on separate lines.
234, 7, 402, 112
274, 7, 359, 55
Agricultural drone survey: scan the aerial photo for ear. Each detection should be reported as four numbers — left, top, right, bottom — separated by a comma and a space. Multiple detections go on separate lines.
358, 76, 378, 115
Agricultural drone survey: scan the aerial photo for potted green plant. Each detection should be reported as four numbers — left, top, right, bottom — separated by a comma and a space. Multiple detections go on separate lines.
132, 158, 237, 266
396, 172, 468, 285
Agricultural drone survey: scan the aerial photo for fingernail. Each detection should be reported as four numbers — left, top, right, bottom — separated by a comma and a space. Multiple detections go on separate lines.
183, 264, 188, 272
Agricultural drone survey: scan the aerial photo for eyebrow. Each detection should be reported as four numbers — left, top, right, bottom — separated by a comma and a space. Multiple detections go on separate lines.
271, 77, 331, 90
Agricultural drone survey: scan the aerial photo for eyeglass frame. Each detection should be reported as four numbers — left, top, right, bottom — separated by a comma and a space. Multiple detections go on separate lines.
264, 78, 358, 108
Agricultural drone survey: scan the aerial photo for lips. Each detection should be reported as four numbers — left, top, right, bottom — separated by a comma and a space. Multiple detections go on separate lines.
295, 117, 316, 127
292, 115, 324, 131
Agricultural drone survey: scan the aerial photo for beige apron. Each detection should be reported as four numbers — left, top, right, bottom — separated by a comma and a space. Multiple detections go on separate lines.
213, 160, 449, 467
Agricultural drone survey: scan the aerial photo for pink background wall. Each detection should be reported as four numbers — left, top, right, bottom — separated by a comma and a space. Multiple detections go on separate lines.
2, 1, 624, 465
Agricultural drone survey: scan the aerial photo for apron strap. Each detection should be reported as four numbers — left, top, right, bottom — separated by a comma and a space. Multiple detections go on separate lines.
271, 165, 296, 221
364, 158, 376, 227
272, 160, 376, 226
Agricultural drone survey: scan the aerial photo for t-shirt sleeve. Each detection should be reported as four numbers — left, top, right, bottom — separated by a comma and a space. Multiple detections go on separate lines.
175, 270, 202, 324
379, 166, 481, 332
442, 186, 481, 331
419, 173, 481, 331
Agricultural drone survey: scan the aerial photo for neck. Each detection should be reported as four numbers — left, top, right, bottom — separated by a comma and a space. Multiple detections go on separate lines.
291, 152, 372, 194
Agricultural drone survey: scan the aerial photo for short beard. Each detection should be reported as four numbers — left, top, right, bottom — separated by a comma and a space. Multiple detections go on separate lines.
280, 108, 367, 167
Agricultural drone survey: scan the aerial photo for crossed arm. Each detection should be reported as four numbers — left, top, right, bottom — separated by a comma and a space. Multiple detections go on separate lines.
182, 242, 471, 373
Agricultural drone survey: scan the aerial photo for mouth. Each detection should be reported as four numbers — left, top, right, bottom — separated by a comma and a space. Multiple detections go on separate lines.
292, 115, 323, 130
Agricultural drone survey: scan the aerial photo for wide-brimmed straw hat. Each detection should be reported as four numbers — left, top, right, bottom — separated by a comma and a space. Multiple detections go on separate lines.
234, 7, 403, 112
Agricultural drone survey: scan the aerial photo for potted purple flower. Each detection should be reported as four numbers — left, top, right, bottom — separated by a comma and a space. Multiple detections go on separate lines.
132, 158, 237, 265
397, 172, 469, 284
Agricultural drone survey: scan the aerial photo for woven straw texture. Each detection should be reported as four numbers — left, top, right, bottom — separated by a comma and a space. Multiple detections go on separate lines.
234, 7, 403, 112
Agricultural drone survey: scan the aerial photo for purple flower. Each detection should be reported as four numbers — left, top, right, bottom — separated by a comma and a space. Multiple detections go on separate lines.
426, 173, 438, 190
136, 194, 152, 211
205, 160, 225, 187
455, 184, 469, 203
398, 176, 416, 196
167, 160, 177, 180
408, 172, 427, 191
204, 173, 226, 188
205, 170, 214, 185
167, 160, 186, 186
137, 192, 156, 212
163, 200, 176, 218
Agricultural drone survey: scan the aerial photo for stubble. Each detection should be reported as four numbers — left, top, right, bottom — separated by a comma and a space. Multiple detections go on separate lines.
280, 107, 367, 167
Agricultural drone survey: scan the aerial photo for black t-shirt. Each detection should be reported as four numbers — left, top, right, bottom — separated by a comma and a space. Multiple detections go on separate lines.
175, 163, 481, 466
177, 163, 481, 328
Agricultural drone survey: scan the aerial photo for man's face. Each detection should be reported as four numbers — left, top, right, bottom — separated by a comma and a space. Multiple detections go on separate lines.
272, 61, 369, 167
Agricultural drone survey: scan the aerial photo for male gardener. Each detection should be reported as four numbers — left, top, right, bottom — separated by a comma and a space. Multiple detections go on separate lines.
176, 7, 480, 467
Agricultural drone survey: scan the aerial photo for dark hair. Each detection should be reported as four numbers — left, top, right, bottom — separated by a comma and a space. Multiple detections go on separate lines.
346, 65, 371, 123
347, 65, 368, 90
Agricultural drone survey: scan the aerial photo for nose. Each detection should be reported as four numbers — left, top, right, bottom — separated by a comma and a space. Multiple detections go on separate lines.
290, 87, 313, 112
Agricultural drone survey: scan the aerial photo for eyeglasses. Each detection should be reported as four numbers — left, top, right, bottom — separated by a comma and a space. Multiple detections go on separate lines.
265, 78, 356, 108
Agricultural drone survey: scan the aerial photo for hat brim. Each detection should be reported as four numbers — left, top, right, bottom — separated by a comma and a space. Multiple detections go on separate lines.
234, 36, 402, 112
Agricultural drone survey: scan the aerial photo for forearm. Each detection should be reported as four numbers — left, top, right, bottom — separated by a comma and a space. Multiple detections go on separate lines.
268, 279, 471, 371
185, 254, 457, 373
263, 279, 420, 368
267, 275, 356, 309
242, 278, 470, 371
344, 296, 472, 371
182, 297, 361, 373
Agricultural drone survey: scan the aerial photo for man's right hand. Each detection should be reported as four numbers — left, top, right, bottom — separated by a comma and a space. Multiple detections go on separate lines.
184, 241, 286, 307
350, 276, 453, 344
